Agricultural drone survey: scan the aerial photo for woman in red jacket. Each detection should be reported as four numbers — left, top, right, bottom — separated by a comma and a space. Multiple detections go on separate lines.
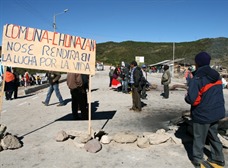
4, 67, 15, 100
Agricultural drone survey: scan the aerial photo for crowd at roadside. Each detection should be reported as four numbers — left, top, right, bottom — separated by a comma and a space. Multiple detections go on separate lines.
2, 68, 47, 100
107, 52, 226, 168
108, 61, 149, 99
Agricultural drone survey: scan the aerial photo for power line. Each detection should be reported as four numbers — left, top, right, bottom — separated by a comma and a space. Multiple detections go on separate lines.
13, 0, 52, 29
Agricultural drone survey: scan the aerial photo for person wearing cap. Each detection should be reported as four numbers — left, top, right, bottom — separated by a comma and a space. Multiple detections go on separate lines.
129, 61, 143, 112
161, 64, 171, 99
185, 52, 225, 168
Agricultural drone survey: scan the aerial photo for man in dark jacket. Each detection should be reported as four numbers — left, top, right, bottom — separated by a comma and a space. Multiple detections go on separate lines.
42, 71, 64, 106
185, 52, 225, 168
129, 61, 143, 112
67, 73, 88, 120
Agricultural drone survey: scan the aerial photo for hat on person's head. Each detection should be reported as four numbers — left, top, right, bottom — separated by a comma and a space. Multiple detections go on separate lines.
164, 64, 169, 70
141, 64, 146, 68
130, 61, 137, 66
195, 52, 211, 67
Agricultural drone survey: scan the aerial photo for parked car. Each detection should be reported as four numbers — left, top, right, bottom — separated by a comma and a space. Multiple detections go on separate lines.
96, 62, 104, 71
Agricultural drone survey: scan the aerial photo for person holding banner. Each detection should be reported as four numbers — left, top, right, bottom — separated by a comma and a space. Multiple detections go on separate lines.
42, 71, 65, 106
67, 73, 88, 120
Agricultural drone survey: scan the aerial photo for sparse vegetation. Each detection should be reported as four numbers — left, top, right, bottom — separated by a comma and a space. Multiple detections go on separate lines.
1, 37, 228, 74
96, 37, 228, 68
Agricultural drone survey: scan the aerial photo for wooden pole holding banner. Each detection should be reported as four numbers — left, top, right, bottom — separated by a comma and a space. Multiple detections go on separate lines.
88, 74, 92, 135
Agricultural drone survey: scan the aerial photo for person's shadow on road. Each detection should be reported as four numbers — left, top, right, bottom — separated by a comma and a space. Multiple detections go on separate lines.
55, 100, 116, 121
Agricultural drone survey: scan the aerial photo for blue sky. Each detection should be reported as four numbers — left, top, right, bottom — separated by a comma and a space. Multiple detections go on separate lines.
0, 0, 228, 45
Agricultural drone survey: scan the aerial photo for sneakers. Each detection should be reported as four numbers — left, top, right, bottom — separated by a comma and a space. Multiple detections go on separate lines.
207, 158, 225, 168
57, 103, 65, 107
42, 101, 65, 106
192, 159, 225, 168
192, 161, 213, 168
42, 101, 48, 106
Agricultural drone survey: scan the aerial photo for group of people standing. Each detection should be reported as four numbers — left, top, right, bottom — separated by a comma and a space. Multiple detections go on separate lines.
109, 61, 148, 97
109, 61, 148, 112
20, 72, 42, 87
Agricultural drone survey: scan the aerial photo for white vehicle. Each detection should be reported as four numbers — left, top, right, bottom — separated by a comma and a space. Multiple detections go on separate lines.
96, 62, 104, 71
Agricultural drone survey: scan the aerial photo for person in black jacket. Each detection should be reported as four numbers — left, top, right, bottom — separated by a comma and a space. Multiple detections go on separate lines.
42, 71, 64, 106
129, 61, 143, 112
4, 67, 15, 100
185, 52, 225, 168
12, 68, 20, 99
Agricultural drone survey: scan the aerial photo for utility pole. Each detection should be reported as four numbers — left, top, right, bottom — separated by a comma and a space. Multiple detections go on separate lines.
53, 9, 68, 32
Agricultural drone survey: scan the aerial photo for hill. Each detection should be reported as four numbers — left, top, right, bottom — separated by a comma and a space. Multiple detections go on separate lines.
96, 37, 228, 68
1, 37, 228, 75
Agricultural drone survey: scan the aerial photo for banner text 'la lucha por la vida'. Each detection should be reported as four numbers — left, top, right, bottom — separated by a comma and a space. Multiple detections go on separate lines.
1, 24, 96, 75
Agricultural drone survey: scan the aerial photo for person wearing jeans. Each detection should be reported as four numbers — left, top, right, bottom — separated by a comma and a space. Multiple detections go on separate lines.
42, 71, 64, 106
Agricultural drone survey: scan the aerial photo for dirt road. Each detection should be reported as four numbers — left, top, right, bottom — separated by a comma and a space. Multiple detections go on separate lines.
0, 66, 227, 168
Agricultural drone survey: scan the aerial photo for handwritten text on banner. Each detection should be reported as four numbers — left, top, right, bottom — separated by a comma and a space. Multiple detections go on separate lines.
1, 24, 96, 75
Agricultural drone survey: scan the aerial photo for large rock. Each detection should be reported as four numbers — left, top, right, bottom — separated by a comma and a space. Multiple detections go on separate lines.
56, 130, 69, 142
113, 132, 137, 144
137, 137, 150, 148
1, 134, 22, 150
84, 139, 102, 153
100, 135, 111, 144
79, 133, 92, 143
144, 129, 171, 145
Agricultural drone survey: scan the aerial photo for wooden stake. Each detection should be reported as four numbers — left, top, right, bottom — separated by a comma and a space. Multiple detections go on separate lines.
88, 74, 92, 135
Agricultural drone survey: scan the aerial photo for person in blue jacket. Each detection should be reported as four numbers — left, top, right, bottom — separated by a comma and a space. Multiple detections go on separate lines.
185, 52, 225, 168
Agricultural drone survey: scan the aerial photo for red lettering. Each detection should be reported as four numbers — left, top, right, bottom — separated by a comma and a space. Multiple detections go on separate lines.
11, 25, 20, 39
52, 32, 58, 45
74, 37, 82, 49
25, 27, 34, 41
85, 39, 91, 51
40, 30, 49, 43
